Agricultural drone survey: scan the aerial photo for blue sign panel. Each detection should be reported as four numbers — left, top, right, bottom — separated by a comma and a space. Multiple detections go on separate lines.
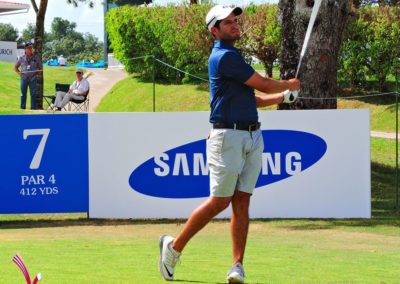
0, 114, 89, 213
129, 130, 327, 199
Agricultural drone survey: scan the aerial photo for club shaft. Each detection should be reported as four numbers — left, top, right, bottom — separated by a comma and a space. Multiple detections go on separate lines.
295, 0, 322, 78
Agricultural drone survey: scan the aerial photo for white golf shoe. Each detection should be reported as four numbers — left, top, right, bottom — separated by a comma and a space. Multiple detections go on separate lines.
159, 235, 181, 281
227, 262, 245, 283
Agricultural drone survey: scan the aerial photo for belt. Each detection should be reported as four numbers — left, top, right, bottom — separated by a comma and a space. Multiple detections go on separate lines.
213, 122, 261, 132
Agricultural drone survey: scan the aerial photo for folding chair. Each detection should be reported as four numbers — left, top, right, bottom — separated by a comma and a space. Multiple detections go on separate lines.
44, 83, 70, 111
67, 88, 90, 112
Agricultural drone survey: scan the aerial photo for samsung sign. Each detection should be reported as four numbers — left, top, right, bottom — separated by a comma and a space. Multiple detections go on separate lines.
129, 130, 327, 199
0, 41, 17, 63
89, 110, 370, 219
0, 111, 370, 218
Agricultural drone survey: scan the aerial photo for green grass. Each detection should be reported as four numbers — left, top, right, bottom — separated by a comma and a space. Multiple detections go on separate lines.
0, 220, 400, 283
0, 62, 82, 112
339, 95, 399, 133
370, 137, 400, 216
96, 76, 210, 112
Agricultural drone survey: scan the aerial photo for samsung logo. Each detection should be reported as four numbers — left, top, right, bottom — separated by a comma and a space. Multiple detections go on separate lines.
129, 130, 327, 198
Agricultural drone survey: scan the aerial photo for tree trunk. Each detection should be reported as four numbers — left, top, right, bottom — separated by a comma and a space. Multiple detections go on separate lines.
278, 0, 351, 110
31, 0, 48, 110
263, 61, 273, 78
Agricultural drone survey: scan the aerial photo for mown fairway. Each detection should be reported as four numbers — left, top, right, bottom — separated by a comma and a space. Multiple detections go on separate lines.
1, 219, 400, 283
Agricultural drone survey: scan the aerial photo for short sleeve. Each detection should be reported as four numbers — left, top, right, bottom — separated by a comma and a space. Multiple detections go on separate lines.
15, 57, 22, 68
83, 79, 89, 92
219, 52, 255, 83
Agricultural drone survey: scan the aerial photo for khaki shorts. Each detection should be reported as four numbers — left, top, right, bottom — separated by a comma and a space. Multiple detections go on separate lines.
206, 128, 264, 197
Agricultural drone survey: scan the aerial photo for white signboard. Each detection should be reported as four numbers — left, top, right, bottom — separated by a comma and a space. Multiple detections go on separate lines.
88, 110, 370, 219
0, 41, 17, 63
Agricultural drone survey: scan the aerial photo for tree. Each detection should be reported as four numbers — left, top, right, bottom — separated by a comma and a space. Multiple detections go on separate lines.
20, 23, 36, 43
40, 17, 103, 65
21, 23, 50, 44
50, 17, 77, 40
237, 4, 281, 78
0, 23, 18, 41
338, 10, 369, 89
363, 7, 400, 91
30, 0, 94, 109
278, 0, 351, 110
338, 6, 400, 91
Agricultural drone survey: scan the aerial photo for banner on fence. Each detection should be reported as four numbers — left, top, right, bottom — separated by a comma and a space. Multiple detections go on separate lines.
0, 41, 17, 63
89, 110, 371, 218
0, 110, 370, 217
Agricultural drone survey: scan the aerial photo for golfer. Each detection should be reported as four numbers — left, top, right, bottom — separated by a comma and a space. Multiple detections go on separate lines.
159, 5, 300, 283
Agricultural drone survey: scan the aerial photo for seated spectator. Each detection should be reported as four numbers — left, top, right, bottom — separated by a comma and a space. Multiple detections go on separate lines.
58, 55, 66, 66
50, 68, 89, 111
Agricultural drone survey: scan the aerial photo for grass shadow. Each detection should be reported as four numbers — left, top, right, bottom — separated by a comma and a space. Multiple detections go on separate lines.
337, 87, 398, 106
0, 217, 193, 229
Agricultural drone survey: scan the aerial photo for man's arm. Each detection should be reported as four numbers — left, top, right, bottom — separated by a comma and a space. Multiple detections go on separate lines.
14, 65, 21, 77
245, 71, 300, 94
14, 60, 22, 77
255, 93, 284, 108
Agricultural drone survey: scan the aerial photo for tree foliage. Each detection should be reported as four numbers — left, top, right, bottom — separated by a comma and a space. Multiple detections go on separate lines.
338, 6, 400, 91
41, 17, 103, 64
50, 17, 77, 40
236, 4, 280, 78
0, 23, 19, 42
106, 3, 214, 82
106, 3, 281, 83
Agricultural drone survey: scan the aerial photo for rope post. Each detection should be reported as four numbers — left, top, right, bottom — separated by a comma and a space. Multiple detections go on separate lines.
152, 55, 155, 112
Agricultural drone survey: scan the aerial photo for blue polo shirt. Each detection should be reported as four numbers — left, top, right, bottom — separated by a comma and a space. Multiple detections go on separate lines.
208, 41, 257, 125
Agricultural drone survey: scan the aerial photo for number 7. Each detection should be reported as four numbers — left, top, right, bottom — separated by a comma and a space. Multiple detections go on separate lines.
23, 129, 50, 169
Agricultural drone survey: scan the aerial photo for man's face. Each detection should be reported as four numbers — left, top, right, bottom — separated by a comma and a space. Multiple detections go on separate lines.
25, 47, 32, 56
213, 13, 240, 43
76, 72, 83, 80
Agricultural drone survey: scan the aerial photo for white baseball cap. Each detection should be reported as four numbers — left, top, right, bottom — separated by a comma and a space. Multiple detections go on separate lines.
206, 5, 242, 32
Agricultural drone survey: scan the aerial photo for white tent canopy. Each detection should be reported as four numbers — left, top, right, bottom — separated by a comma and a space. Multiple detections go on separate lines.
0, 1, 29, 16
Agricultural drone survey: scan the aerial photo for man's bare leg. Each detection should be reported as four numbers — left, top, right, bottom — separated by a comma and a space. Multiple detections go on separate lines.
172, 196, 232, 253
231, 190, 251, 264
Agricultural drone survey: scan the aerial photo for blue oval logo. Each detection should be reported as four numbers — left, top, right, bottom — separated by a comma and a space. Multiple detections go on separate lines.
129, 130, 327, 198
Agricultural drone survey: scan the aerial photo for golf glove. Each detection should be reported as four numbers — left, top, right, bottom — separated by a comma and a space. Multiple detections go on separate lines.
283, 90, 298, 103
73, 89, 79, 95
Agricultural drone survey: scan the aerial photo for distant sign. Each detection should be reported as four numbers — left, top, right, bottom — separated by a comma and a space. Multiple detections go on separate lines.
0, 41, 17, 63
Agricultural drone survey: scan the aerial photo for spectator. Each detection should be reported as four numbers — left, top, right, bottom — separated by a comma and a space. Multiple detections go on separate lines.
14, 43, 43, 110
58, 55, 66, 66
50, 68, 89, 111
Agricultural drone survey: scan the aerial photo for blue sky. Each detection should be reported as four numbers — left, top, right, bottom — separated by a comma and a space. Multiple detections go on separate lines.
0, 0, 277, 42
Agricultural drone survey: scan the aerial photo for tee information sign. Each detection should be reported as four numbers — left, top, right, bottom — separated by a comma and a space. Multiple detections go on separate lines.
0, 114, 89, 214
